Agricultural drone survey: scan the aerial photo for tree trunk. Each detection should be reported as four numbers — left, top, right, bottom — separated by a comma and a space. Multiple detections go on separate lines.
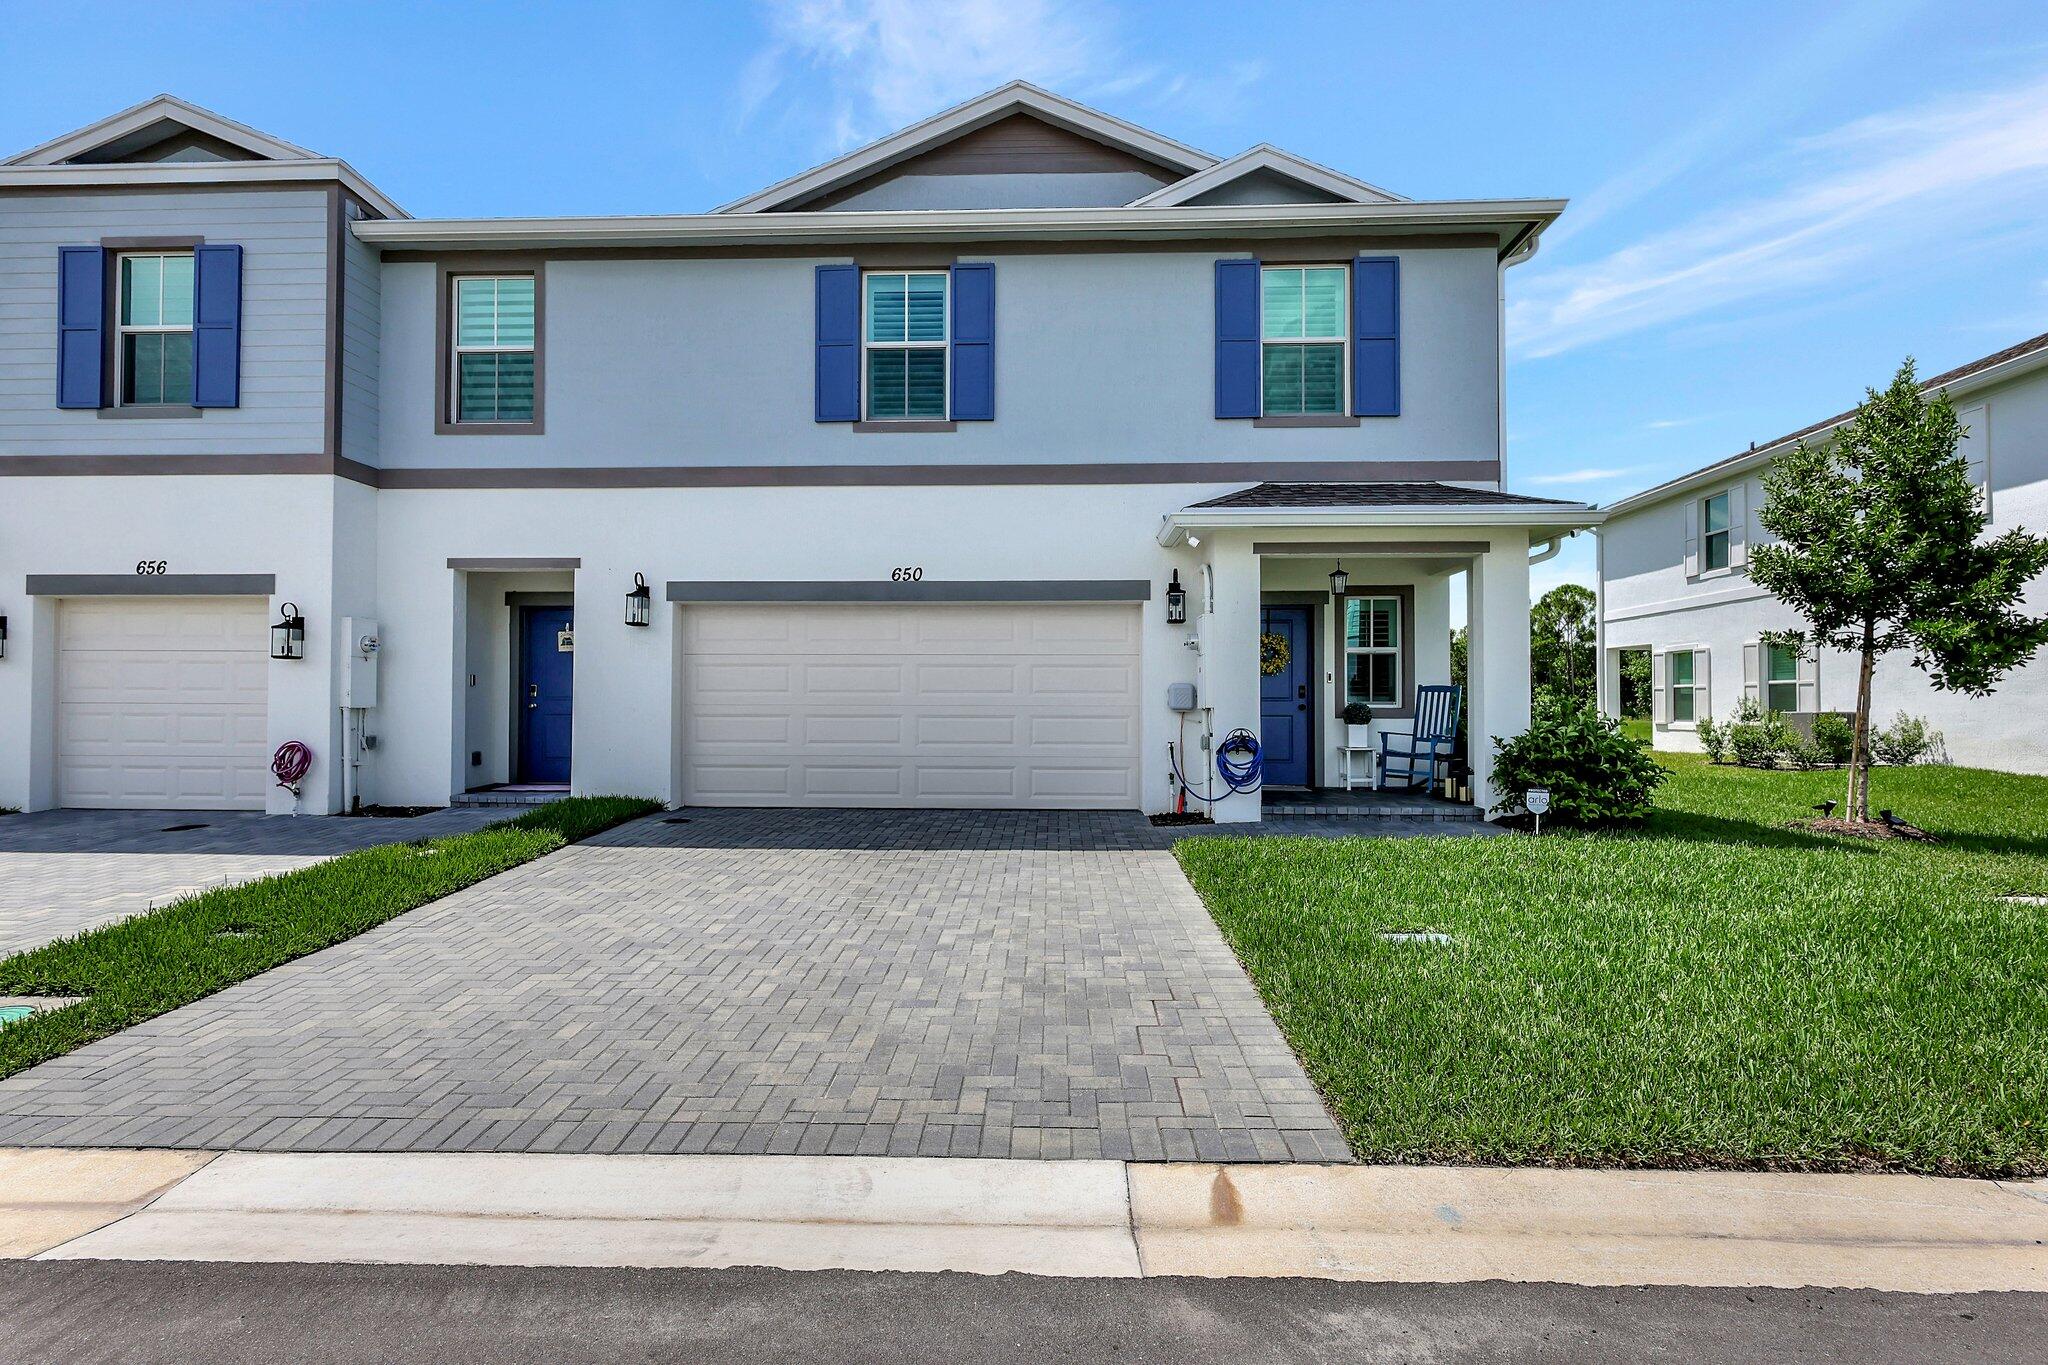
1847, 627, 1876, 822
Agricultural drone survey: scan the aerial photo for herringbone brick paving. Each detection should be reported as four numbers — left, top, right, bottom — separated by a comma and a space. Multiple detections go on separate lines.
0, 809, 1351, 1161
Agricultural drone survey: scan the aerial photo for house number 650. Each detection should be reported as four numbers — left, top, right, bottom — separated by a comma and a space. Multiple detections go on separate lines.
135, 560, 168, 575
889, 566, 924, 582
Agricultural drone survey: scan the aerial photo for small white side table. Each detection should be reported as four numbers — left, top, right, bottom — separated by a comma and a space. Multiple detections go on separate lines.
1338, 745, 1378, 791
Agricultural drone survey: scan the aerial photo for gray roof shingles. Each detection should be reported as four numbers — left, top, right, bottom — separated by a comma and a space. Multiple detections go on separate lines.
1187, 481, 1583, 510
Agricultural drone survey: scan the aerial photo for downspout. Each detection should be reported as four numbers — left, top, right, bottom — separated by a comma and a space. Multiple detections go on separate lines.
1528, 535, 1564, 565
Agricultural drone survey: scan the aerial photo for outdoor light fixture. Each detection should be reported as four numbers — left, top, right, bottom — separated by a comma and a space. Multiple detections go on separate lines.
625, 573, 652, 628
1165, 570, 1187, 625
0, 615, 7, 660
1329, 561, 1349, 596
269, 602, 306, 661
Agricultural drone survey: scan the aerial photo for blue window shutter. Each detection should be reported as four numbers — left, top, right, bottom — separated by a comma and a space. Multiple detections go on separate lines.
191, 244, 243, 408
56, 246, 105, 409
1352, 256, 1399, 417
950, 262, 994, 421
1214, 258, 1260, 418
814, 264, 860, 422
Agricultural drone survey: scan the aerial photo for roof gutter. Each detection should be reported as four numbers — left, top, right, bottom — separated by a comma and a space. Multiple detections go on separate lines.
0, 158, 406, 219
1156, 504, 1603, 547
351, 198, 1565, 252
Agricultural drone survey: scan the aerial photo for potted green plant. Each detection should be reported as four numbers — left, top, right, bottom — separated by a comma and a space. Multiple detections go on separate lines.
1342, 701, 1374, 747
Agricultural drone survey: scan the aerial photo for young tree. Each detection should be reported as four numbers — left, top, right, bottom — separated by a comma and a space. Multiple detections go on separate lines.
1530, 583, 1597, 705
1752, 360, 2048, 821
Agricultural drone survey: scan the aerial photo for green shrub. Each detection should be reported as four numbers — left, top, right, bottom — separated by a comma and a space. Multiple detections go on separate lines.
1489, 699, 1667, 825
1811, 713, 1854, 765
1873, 713, 1946, 766
1696, 713, 1729, 763
1341, 702, 1374, 726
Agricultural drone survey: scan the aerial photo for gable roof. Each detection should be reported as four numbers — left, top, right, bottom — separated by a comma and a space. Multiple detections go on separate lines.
717, 81, 1216, 214
0, 94, 406, 219
1601, 329, 2048, 519
3, 94, 321, 166
1126, 145, 1404, 208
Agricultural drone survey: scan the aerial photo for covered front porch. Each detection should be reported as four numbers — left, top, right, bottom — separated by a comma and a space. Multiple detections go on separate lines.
1157, 482, 1599, 823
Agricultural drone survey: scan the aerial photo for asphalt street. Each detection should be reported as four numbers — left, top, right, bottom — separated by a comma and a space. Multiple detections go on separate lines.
0, 1261, 2040, 1363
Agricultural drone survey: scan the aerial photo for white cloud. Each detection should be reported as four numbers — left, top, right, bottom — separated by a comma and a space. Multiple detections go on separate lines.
739, 0, 1255, 151
1525, 465, 1652, 486
1511, 69, 2048, 358
1642, 417, 1707, 431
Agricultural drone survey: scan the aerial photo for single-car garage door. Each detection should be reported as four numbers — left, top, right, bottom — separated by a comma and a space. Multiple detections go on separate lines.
56, 597, 270, 810
681, 603, 1140, 809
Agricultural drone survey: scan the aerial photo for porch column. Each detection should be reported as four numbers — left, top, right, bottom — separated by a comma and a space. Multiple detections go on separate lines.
1467, 534, 1532, 814
1204, 536, 1263, 823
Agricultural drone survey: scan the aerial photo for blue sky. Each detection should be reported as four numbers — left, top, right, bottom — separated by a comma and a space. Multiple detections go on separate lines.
7, 1, 2047, 599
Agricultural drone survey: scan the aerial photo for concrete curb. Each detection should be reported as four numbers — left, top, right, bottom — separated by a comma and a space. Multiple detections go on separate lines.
8, 1149, 2047, 1292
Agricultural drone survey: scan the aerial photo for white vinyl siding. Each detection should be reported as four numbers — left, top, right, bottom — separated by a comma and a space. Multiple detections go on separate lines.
1260, 265, 1346, 415
679, 603, 1139, 808
451, 275, 536, 423
863, 271, 947, 420
56, 597, 269, 810
116, 252, 195, 406
1343, 595, 1399, 707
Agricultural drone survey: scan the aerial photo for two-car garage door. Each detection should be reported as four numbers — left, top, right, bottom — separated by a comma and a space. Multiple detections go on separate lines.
680, 603, 1140, 809
56, 598, 270, 810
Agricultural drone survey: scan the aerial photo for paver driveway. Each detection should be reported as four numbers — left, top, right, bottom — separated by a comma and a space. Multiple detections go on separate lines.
0, 807, 504, 958
0, 809, 1349, 1162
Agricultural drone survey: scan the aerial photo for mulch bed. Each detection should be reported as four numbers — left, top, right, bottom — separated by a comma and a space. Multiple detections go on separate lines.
1789, 816, 1941, 843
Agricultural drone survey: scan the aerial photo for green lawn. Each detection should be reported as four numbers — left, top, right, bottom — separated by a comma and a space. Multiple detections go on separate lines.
1176, 756, 2048, 1176
0, 796, 660, 1082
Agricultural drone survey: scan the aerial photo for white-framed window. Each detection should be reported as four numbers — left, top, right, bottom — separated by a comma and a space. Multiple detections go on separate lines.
1343, 595, 1400, 708
1669, 648, 1705, 723
451, 275, 536, 423
116, 252, 194, 406
863, 270, 947, 420
1261, 265, 1347, 416
1701, 492, 1731, 572
1764, 642, 1800, 713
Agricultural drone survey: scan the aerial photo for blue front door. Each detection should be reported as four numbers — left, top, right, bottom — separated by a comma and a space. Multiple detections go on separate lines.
1259, 605, 1313, 787
518, 606, 574, 784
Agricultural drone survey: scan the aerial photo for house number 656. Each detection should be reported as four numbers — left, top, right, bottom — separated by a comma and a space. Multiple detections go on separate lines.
135, 560, 168, 575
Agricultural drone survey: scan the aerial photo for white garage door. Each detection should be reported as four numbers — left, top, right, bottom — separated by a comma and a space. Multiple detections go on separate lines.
57, 597, 270, 810
681, 603, 1141, 809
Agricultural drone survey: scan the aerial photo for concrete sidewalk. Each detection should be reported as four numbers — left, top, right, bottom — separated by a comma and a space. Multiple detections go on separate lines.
7, 1148, 2047, 1293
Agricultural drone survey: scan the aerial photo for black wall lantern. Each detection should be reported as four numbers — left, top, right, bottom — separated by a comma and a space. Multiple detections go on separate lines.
1328, 561, 1350, 596
0, 615, 8, 661
270, 602, 306, 660
625, 573, 653, 627
1165, 570, 1187, 625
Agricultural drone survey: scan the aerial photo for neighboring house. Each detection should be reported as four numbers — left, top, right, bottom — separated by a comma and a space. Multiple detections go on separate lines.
1596, 332, 2048, 773
0, 85, 1593, 821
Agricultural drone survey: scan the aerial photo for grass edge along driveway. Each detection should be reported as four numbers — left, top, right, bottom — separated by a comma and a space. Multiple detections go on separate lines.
1177, 758, 2048, 1178
0, 796, 661, 1083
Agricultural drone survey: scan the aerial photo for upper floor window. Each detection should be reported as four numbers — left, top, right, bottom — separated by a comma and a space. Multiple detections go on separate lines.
452, 275, 536, 423
117, 252, 193, 406
1261, 266, 1346, 416
1701, 492, 1731, 571
1344, 595, 1400, 708
864, 271, 947, 420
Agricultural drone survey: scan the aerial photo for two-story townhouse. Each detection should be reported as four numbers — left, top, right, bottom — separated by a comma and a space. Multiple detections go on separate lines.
0, 85, 1594, 820
1596, 331, 2048, 773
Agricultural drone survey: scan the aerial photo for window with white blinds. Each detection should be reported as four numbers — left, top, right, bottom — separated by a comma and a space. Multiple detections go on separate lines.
452, 275, 536, 423
864, 271, 947, 420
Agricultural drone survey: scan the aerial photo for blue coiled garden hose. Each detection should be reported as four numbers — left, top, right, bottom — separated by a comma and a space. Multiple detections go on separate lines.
1214, 728, 1264, 794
